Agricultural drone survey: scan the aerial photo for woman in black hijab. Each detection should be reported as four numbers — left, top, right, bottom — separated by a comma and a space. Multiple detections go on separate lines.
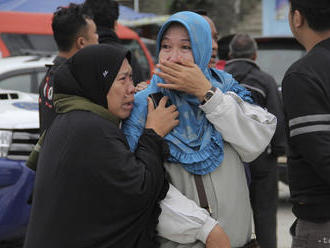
24, 44, 179, 248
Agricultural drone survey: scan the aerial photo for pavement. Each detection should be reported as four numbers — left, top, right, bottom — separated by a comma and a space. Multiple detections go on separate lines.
0, 182, 296, 248
277, 182, 295, 248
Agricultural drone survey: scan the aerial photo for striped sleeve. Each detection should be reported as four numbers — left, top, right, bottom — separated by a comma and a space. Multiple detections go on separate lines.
289, 114, 330, 137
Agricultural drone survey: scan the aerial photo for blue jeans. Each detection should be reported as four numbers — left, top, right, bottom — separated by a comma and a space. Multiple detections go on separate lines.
291, 219, 330, 248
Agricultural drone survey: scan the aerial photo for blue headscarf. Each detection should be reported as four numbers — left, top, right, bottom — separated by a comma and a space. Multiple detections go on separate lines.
122, 11, 252, 175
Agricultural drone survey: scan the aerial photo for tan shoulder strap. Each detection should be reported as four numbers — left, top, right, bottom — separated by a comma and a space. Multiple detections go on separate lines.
194, 174, 211, 214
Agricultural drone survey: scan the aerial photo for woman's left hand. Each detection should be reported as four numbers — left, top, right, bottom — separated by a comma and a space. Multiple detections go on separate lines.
155, 58, 212, 102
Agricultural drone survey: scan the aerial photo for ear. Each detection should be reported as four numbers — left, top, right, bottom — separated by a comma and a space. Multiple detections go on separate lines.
252, 52, 257, 61
76, 36, 86, 50
228, 51, 233, 59
293, 9, 304, 28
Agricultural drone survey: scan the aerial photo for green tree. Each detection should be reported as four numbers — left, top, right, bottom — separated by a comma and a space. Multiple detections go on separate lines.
137, 0, 261, 37
170, 0, 237, 36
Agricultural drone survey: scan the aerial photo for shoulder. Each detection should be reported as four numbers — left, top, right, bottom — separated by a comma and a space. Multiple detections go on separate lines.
51, 111, 130, 157
47, 56, 67, 76
284, 55, 308, 79
65, 111, 120, 137
134, 80, 160, 106
123, 82, 161, 132
210, 67, 235, 85
135, 88, 151, 102
283, 47, 329, 93
133, 88, 151, 114
284, 45, 327, 80
253, 69, 277, 88
53, 56, 67, 65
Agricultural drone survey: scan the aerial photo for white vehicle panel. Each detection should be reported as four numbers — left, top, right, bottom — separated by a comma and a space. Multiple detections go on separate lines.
0, 90, 39, 129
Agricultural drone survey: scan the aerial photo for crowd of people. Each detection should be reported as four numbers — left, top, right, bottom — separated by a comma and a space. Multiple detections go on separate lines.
23, 0, 330, 247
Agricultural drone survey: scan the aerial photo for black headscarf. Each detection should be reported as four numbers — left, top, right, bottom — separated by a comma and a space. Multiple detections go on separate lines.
54, 44, 131, 108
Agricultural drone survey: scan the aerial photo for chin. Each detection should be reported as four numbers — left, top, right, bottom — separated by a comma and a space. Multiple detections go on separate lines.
120, 112, 132, 120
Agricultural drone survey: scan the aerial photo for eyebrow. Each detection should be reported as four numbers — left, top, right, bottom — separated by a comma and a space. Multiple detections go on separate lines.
119, 70, 131, 76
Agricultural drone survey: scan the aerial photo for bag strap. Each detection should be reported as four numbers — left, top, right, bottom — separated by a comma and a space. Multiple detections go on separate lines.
238, 238, 260, 248
194, 174, 211, 214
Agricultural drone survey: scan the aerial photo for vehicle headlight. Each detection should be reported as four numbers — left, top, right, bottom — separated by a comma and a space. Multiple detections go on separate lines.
0, 130, 12, 157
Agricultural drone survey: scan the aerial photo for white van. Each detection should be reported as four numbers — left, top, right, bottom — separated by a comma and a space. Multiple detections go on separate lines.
0, 55, 53, 242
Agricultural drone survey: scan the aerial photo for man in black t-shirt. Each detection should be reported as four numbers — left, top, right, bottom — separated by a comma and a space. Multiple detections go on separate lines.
39, 3, 98, 133
282, 1, 330, 247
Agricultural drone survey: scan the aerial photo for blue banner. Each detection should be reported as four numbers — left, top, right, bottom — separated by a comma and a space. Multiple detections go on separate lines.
276, 0, 289, 20
263, 0, 292, 36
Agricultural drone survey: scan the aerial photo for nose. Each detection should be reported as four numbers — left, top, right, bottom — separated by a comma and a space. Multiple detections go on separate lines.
127, 81, 135, 95
167, 48, 180, 63
212, 39, 218, 52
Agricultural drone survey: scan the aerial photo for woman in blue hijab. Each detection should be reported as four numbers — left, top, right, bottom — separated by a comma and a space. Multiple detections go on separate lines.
123, 11, 276, 248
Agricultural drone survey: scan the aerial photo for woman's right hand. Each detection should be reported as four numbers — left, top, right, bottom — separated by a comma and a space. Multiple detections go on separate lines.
145, 96, 179, 137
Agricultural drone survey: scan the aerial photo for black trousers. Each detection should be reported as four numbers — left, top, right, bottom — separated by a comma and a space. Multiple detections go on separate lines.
249, 151, 278, 248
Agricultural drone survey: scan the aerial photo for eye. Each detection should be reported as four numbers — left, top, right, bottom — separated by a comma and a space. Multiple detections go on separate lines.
182, 45, 191, 50
119, 74, 132, 83
161, 43, 170, 50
